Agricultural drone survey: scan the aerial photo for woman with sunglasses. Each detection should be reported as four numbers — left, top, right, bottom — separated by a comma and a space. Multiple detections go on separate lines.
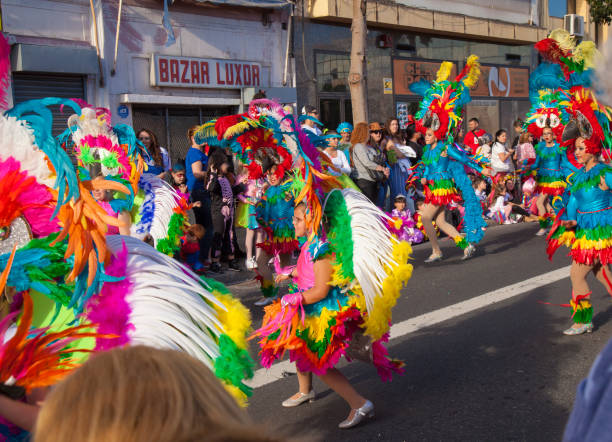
351, 122, 389, 204
137, 129, 171, 179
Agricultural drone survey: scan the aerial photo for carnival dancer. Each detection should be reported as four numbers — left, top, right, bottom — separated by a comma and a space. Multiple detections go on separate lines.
409, 55, 491, 262
253, 163, 299, 306
529, 126, 579, 235
546, 85, 612, 335
251, 188, 412, 428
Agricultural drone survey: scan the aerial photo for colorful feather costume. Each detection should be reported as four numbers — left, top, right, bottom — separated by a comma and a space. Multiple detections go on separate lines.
244, 107, 413, 379
0, 98, 254, 406
409, 56, 488, 247
545, 51, 612, 326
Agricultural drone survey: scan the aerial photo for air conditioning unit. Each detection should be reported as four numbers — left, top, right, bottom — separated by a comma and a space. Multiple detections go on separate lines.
564, 14, 584, 37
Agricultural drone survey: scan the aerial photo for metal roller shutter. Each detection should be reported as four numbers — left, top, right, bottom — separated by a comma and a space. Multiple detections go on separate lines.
12, 73, 86, 136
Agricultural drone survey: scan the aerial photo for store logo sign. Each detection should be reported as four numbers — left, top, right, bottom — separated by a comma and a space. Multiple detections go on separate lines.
488, 67, 510, 97
151, 54, 262, 89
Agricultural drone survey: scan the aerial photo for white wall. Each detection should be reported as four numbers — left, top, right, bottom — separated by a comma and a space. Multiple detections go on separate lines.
397, 0, 535, 24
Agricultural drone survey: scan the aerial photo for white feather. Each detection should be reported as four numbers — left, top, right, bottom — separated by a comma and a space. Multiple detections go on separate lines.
340, 189, 400, 314
0, 115, 54, 186
105, 235, 229, 366
131, 174, 184, 245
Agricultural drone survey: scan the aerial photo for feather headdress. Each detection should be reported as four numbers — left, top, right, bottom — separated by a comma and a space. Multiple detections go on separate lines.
410, 55, 481, 142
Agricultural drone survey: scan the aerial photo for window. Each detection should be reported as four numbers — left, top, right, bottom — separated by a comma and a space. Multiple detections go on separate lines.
316, 52, 350, 93
132, 105, 237, 163
549, 0, 568, 18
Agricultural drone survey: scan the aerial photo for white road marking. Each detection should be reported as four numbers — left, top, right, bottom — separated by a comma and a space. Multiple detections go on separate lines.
245, 266, 570, 389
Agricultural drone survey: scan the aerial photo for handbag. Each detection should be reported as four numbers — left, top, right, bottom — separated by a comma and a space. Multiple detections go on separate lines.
355, 145, 385, 182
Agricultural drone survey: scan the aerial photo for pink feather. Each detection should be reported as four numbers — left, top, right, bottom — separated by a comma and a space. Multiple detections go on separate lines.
85, 242, 134, 350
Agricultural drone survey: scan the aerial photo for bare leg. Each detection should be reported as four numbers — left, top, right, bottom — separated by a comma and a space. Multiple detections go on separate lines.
536, 193, 548, 217
245, 228, 255, 260
570, 261, 593, 297
318, 368, 366, 409
289, 369, 313, 396
421, 204, 443, 255
255, 229, 264, 260
434, 208, 461, 239
593, 263, 612, 295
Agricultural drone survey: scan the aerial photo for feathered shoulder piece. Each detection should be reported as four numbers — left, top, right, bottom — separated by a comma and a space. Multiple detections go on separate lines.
410, 55, 480, 142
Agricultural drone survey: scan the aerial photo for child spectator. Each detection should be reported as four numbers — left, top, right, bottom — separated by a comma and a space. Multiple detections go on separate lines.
235, 168, 267, 270
180, 224, 206, 273
472, 176, 488, 211
515, 131, 536, 168
387, 195, 423, 244
206, 151, 244, 273
487, 183, 513, 224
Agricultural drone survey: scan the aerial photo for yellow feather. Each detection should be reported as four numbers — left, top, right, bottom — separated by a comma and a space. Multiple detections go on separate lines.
549, 28, 576, 52
575, 41, 600, 69
362, 241, 413, 340
463, 54, 481, 89
223, 120, 257, 140
213, 293, 252, 349
436, 61, 453, 82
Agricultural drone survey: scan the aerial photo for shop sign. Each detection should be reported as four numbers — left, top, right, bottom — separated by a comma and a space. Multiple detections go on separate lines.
393, 59, 457, 95
470, 66, 529, 98
150, 54, 262, 89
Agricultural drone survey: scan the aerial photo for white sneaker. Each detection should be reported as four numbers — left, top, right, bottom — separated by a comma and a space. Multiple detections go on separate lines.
245, 257, 255, 270
536, 228, 547, 236
254, 296, 276, 307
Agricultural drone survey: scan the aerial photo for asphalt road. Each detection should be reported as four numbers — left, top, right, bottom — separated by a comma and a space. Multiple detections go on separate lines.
222, 223, 612, 442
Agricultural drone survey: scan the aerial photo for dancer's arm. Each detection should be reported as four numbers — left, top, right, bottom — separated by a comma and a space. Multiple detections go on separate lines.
446, 143, 489, 175
0, 387, 47, 431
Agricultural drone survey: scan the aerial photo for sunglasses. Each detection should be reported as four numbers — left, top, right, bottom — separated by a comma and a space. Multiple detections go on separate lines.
370, 130, 382, 134
139, 136, 151, 141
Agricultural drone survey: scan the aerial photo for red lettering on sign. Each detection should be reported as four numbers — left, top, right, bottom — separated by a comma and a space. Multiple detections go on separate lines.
170, 59, 179, 83
216, 62, 225, 85
243, 65, 251, 85
225, 63, 234, 85
201, 62, 209, 84
233, 64, 242, 85
180, 60, 190, 83
252, 65, 260, 86
191, 61, 200, 84
159, 58, 169, 82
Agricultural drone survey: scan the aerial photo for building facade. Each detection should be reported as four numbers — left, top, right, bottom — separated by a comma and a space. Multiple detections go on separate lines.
3, 0, 294, 162
296, 0, 585, 134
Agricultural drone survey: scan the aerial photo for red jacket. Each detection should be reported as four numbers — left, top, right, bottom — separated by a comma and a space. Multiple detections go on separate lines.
463, 129, 486, 155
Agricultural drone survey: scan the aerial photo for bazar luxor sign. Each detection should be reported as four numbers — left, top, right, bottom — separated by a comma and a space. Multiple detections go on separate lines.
150, 54, 262, 88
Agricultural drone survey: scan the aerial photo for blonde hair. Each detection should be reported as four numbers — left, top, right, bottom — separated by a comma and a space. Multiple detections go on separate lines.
187, 223, 206, 239
34, 346, 285, 442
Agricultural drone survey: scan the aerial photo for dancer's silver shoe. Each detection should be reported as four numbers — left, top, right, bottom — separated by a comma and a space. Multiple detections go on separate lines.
281, 390, 315, 407
563, 323, 593, 335
462, 244, 476, 260
338, 400, 375, 429
424, 253, 443, 263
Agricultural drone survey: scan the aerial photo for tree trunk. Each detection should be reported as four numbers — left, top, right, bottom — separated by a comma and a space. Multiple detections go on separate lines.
349, 0, 368, 124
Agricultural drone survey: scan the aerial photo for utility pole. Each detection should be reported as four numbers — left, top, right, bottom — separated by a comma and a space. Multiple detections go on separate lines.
349, 0, 368, 123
